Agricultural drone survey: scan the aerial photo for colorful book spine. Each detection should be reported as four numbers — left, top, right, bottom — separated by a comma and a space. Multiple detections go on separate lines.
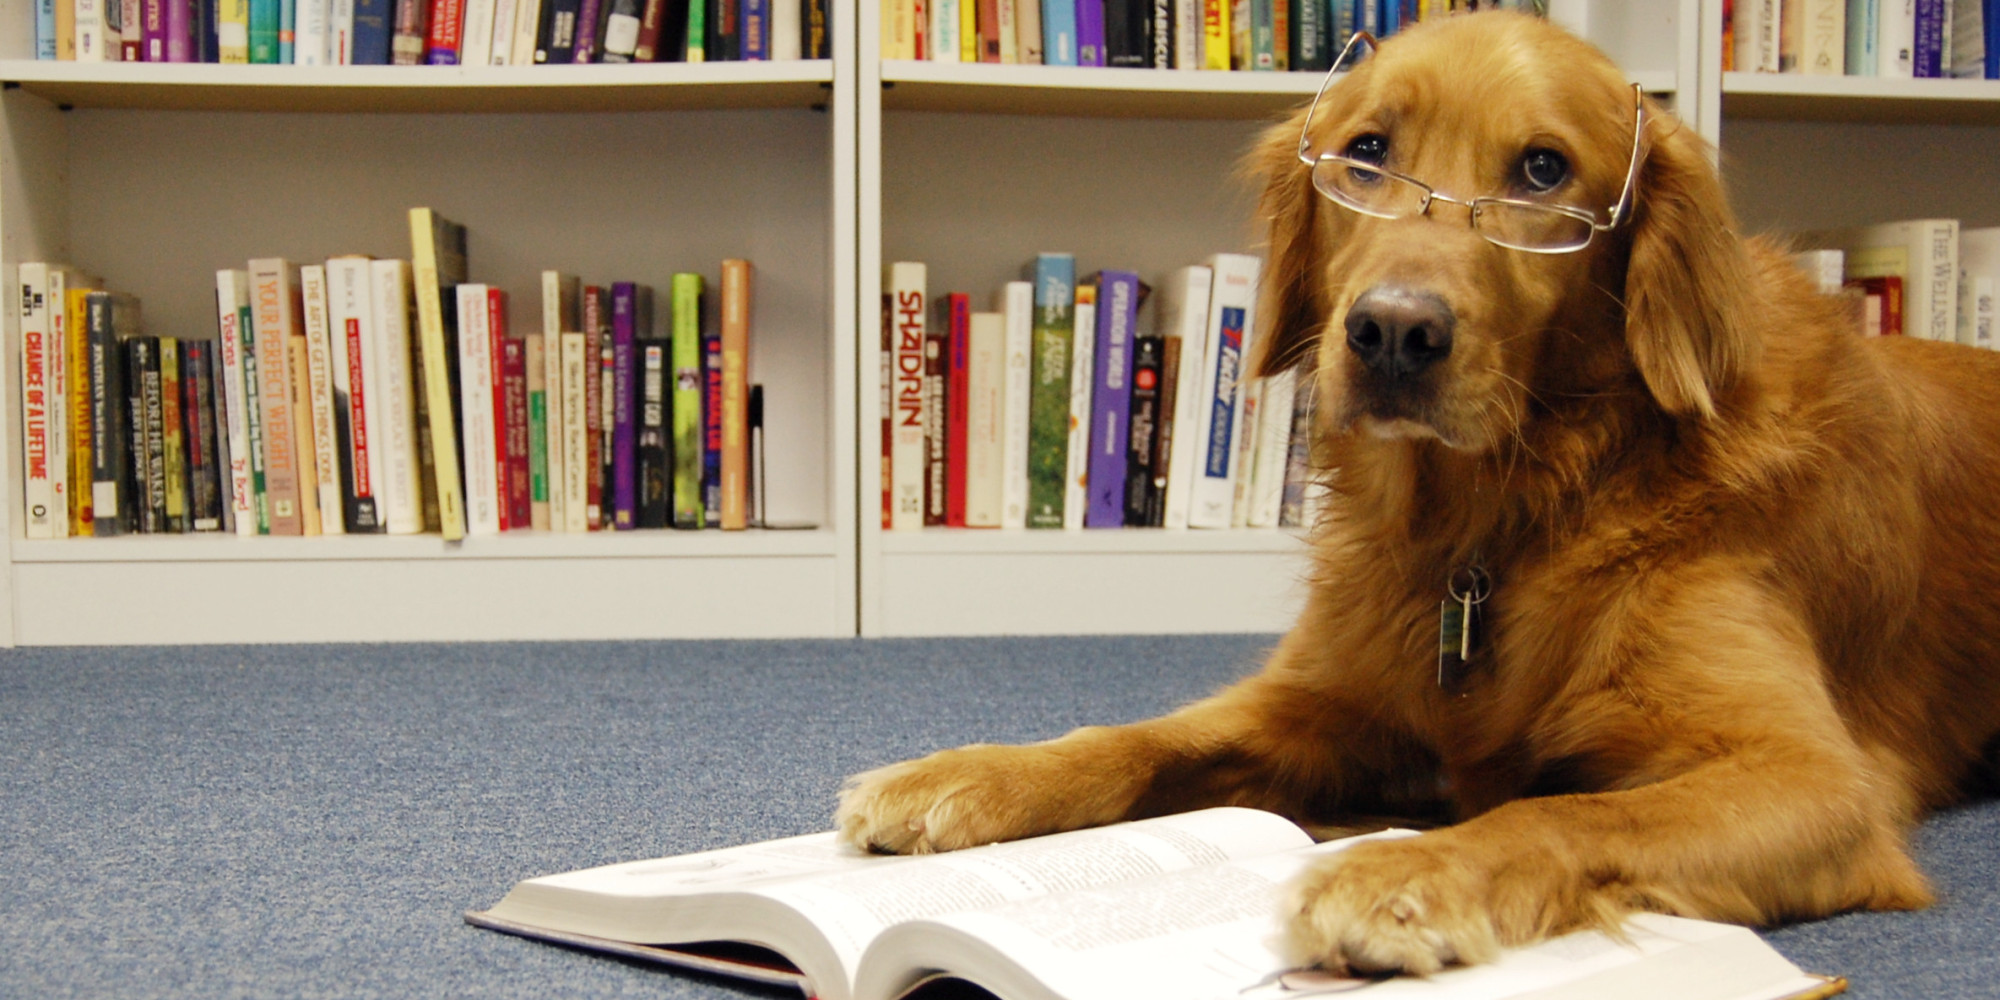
573, 0, 604, 57
636, 339, 670, 527
741, 0, 767, 56
539, 274, 575, 531
215, 270, 262, 534
1187, 253, 1258, 529
62, 278, 93, 535
1105, 0, 1148, 64
702, 315, 722, 527
160, 338, 187, 532
1202, 0, 1227, 67
456, 283, 501, 536
720, 259, 751, 531
133, 337, 162, 534
328, 257, 383, 533
922, 293, 948, 527
1062, 281, 1097, 531
500, 334, 532, 531
684, 0, 704, 59
1077, 0, 1105, 63
964, 310, 1005, 527
582, 287, 604, 528
185, 339, 223, 531
219, 0, 251, 59
392, 0, 431, 60
943, 292, 971, 528
1147, 333, 1181, 527
351, 0, 393, 59
1086, 269, 1139, 528
1041, 0, 1076, 61
560, 331, 590, 533
35, 0, 57, 58
610, 282, 638, 529
288, 334, 323, 535
999, 279, 1033, 529
247, 258, 303, 535
888, 262, 927, 531
166, 0, 193, 59
1847, 0, 1879, 74
300, 265, 347, 535
19, 263, 57, 539
671, 273, 705, 528
1125, 333, 1163, 525
1914, 0, 1945, 75
426, 0, 465, 61
407, 208, 469, 540
42, 270, 70, 537
279, 0, 299, 60
1024, 253, 1074, 529
527, 333, 550, 531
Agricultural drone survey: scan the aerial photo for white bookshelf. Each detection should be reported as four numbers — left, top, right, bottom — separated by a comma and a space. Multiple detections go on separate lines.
854, 0, 1695, 637
0, 16, 858, 643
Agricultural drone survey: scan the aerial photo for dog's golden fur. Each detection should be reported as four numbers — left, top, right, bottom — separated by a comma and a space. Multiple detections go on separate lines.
837, 11, 2000, 975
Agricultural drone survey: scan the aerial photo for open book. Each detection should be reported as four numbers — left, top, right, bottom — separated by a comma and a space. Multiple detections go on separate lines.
466, 807, 1842, 1000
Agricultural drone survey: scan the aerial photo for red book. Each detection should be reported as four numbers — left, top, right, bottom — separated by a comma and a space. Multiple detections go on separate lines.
880, 292, 893, 529
944, 292, 970, 527
977, 0, 1000, 60
922, 295, 948, 526
487, 288, 512, 530
424, 0, 464, 62
500, 335, 532, 531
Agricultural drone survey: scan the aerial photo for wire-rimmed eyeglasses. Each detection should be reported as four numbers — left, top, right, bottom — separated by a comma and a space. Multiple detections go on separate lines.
1295, 31, 1647, 255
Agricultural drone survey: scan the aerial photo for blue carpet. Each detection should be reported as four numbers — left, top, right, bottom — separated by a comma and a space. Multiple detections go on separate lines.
1, 637, 1993, 999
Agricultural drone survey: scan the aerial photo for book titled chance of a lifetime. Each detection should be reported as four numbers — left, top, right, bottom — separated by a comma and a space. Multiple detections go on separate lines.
466, 806, 1844, 1000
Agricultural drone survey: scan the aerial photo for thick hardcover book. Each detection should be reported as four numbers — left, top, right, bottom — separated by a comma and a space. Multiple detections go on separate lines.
160, 337, 188, 532
1077, 0, 1106, 62
559, 332, 590, 532
1147, 334, 1181, 527
1158, 265, 1211, 530
352, 0, 393, 58
1187, 254, 1258, 529
526, 333, 550, 531
1105, 0, 1148, 64
327, 257, 384, 533
942, 292, 971, 528
741, 0, 768, 56
999, 280, 1033, 529
300, 265, 347, 535
1024, 253, 1074, 529
719, 259, 751, 530
1040, 0, 1076, 60
611, 282, 640, 529
888, 263, 927, 532
1062, 281, 1097, 531
425, 0, 466, 60
19, 263, 58, 538
247, 258, 305, 536
573, 0, 605, 57
131, 337, 161, 534
369, 259, 423, 534
185, 339, 222, 531
215, 270, 263, 534
456, 283, 502, 536
288, 336, 324, 535
583, 287, 605, 528
1124, 333, 1163, 526
500, 335, 531, 530
636, 339, 670, 528
407, 208, 469, 540
671, 274, 705, 529
963, 311, 1005, 528
703, 317, 722, 528
1085, 270, 1140, 528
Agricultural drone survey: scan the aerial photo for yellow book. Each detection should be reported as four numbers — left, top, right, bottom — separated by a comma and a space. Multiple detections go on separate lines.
217, 0, 250, 61
289, 335, 322, 536
64, 279, 95, 534
409, 208, 470, 541
1202, 0, 1228, 69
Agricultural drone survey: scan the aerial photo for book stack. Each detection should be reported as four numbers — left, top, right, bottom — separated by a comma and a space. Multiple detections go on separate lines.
1791, 217, 2000, 349
29, 0, 830, 64
1726, 0, 2000, 79
879, 0, 1548, 70
15, 208, 765, 541
880, 253, 1321, 535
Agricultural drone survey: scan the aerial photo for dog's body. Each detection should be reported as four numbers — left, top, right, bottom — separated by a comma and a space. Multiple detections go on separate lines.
839, 11, 2000, 975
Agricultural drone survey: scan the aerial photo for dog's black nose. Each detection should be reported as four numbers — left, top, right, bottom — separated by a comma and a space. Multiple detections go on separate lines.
1345, 286, 1455, 379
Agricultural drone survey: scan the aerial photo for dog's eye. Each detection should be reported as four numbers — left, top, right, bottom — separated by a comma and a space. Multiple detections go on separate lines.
1521, 149, 1569, 192
1344, 134, 1389, 166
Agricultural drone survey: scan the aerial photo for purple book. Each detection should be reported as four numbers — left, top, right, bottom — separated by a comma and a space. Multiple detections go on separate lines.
1086, 270, 1140, 527
165, 0, 191, 60
573, 0, 604, 60
142, 0, 166, 59
1914, 0, 1945, 77
1075, 0, 1105, 67
611, 282, 637, 529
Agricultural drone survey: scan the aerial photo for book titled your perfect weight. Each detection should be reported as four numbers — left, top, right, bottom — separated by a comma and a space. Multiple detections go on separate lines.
466, 806, 1841, 1000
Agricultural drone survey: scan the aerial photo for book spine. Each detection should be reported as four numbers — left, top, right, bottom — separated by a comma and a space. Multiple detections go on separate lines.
1801, 0, 1845, 71
367, 260, 419, 534
167, 0, 193, 59
671, 274, 705, 528
489, 0, 517, 58
888, 262, 927, 531
999, 280, 1032, 529
880, 293, 891, 528
42, 269, 69, 537
1188, 255, 1256, 529
944, 292, 971, 528
1173, 0, 1198, 66
76, 0, 110, 60
1077, 0, 1105, 63
975, 0, 998, 59
526, 333, 550, 530
684, 0, 703, 59
392, 0, 430, 59
1249, 0, 1272, 67
771, 0, 796, 56
702, 312, 722, 527
510, 0, 542, 61
1881, 0, 1915, 74
1290, 0, 1320, 68
218, 0, 250, 59
215, 271, 261, 534
1013, 0, 1040, 60
806, 0, 827, 55
296, 0, 330, 60
598, 0, 641, 57
583, 288, 604, 527
1148, 334, 1180, 527
501, 334, 531, 530
185, 340, 220, 530
1848, 0, 1878, 72
300, 265, 347, 535
1923, 219, 1960, 341
636, 339, 669, 526
55, 0, 75, 59
1247, 369, 1294, 527
61, 280, 92, 534
633, 0, 665, 56
719, 259, 750, 530
610, 282, 637, 528
35, 0, 57, 58
285, 335, 320, 534
1025, 253, 1074, 529
1915, 0, 1945, 73
964, 311, 1005, 527
1279, 381, 1313, 527
1150, 0, 1170, 65
712, 0, 738, 59
160, 338, 187, 531
1086, 270, 1138, 528
1061, 281, 1096, 531
922, 296, 947, 527
328, 258, 382, 533
560, 332, 590, 532
1124, 333, 1162, 526
407, 209, 468, 540
1039, 0, 1075, 60
89, 297, 124, 535
1228, 377, 1259, 527
332, 0, 356, 58
18, 263, 55, 539
458, 0, 495, 61
131, 337, 158, 533
247, 259, 303, 535
426, 0, 464, 60
741, 0, 767, 56
1202, 0, 1227, 67
464, 285, 504, 534
932, 0, 958, 60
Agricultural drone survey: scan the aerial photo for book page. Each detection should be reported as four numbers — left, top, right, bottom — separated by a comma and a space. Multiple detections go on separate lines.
520, 831, 895, 899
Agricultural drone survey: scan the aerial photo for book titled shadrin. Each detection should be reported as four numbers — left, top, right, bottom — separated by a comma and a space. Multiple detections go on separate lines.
1085, 270, 1141, 528
1024, 253, 1074, 529
671, 273, 705, 529
887, 263, 927, 532
636, 339, 670, 528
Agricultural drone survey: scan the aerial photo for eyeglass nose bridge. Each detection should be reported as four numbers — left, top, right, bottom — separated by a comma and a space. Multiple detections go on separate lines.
1409, 188, 1479, 226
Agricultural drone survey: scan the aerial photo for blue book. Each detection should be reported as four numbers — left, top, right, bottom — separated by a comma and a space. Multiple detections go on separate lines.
1076, 0, 1105, 66
279, 0, 296, 61
35, 0, 56, 58
1914, 0, 1945, 76
741, 0, 768, 57
1086, 271, 1141, 529
351, 0, 393, 62
1846, 0, 1878, 75
1988, 0, 2000, 77
1043, 0, 1078, 64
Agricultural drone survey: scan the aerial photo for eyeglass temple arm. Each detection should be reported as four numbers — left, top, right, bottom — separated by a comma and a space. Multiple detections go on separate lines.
1606, 83, 1645, 228
1297, 30, 1379, 165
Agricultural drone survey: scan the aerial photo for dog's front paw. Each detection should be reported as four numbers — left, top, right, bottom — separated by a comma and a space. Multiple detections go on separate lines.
1283, 838, 1502, 976
837, 744, 1056, 855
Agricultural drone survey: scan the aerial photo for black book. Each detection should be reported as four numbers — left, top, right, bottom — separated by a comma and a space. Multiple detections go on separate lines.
707, 0, 736, 59
185, 339, 224, 532
1125, 334, 1163, 525
538, 0, 584, 61
636, 339, 671, 528
87, 293, 136, 537
1150, 0, 1171, 67
802, 0, 827, 57
1105, 0, 1150, 66
196, 0, 218, 62
134, 336, 168, 534
1290, 0, 1328, 71
206, 338, 236, 534
600, 0, 645, 59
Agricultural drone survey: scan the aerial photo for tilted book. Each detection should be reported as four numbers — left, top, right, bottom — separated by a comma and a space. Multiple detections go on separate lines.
408, 208, 469, 540
467, 808, 1838, 1000
1024, 253, 1075, 529
215, 269, 263, 535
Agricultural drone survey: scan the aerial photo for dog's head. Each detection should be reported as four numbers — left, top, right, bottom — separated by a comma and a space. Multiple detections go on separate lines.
1252, 12, 1758, 455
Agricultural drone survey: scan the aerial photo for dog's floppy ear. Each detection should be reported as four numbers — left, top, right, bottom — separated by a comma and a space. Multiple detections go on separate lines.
1622, 103, 1761, 420
1247, 109, 1329, 379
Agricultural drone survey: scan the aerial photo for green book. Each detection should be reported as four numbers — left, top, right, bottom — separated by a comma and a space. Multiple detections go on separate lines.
248, 0, 278, 62
1025, 253, 1075, 529
671, 273, 705, 529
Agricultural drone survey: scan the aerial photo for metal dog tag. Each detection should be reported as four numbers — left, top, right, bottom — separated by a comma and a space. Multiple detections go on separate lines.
1438, 567, 1491, 696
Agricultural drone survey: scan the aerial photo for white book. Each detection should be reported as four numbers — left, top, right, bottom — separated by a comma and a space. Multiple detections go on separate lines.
296, 0, 331, 63
965, 311, 1006, 528
1014, 0, 1041, 63
559, 331, 590, 533
44, 268, 71, 538
300, 265, 347, 534
1061, 283, 1097, 531
74, 0, 111, 60
1802, 218, 1957, 340
331, 0, 354, 60
996, 0, 1018, 61
1792, 248, 1845, 294
1247, 370, 1294, 528
1173, 0, 1200, 67
327, 256, 386, 533
1880, 0, 1915, 75
1159, 265, 1213, 530
215, 269, 259, 536
490, 0, 518, 62
1187, 254, 1257, 529
511, 0, 543, 64
457, 283, 502, 537
888, 263, 928, 532
19, 262, 58, 539
541, 325, 567, 530
1953, 0, 1984, 76
1000, 280, 1034, 529
932, 0, 959, 60
1958, 227, 2000, 348
1736, 0, 1780, 71
772, 0, 801, 59
1230, 378, 1261, 527
369, 260, 423, 535
459, 0, 498, 71
1789, 0, 1844, 72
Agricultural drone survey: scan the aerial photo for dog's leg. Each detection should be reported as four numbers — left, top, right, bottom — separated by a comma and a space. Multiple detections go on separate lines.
1283, 576, 1934, 975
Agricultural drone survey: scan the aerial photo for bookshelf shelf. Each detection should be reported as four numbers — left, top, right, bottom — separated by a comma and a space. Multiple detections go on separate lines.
1721, 71, 2000, 126
12, 527, 840, 563
879, 60, 1676, 119
0, 59, 837, 112
876, 527, 1307, 556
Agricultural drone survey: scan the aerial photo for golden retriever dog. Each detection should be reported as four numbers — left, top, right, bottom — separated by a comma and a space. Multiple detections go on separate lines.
838, 10, 2000, 976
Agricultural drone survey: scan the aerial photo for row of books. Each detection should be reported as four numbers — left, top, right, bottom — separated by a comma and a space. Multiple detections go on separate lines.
881, 0, 1542, 69
1726, 0, 2000, 78
1792, 219, 2000, 347
33, 0, 830, 65
17, 212, 764, 541
881, 253, 1320, 534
